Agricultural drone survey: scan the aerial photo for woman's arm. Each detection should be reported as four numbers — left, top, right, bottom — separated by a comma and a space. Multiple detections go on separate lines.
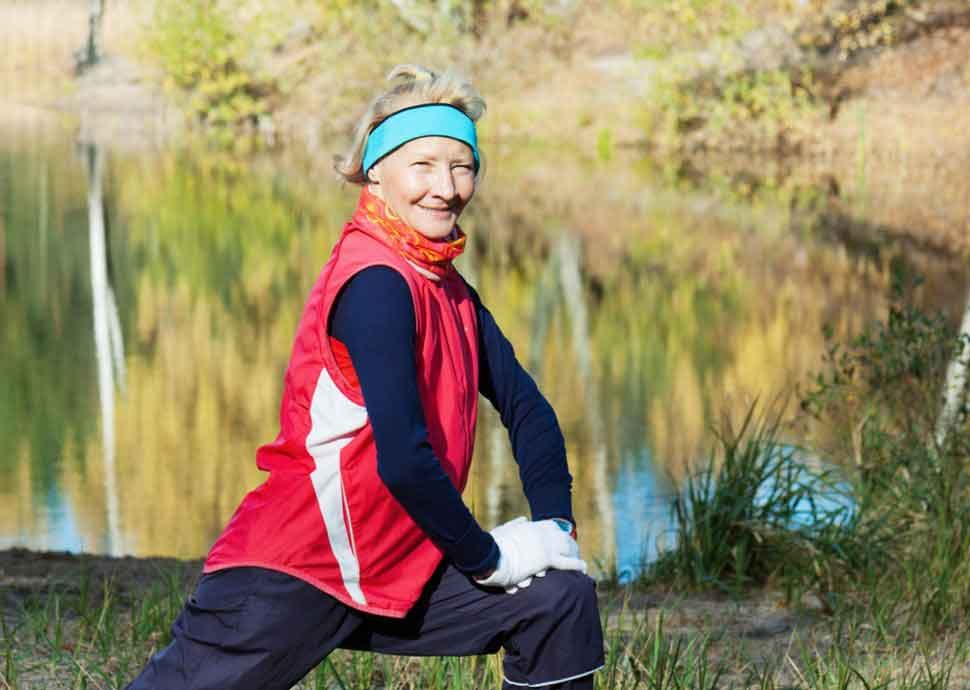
463, 281, 576, 529
329, 266, 499, 576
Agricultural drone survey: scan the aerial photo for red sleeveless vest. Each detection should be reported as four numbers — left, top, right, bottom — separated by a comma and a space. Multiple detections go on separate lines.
203, 216, 480, 618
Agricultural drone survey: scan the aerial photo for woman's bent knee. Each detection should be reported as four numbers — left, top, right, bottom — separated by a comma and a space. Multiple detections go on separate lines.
523, 570, 599, 621
501, 571, 604, 687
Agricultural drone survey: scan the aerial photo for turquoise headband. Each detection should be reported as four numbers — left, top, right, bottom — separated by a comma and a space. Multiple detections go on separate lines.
362, 104, 480, 174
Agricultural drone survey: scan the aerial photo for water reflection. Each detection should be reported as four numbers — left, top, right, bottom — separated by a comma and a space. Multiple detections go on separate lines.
2, 113, 968, 579
85, 142, 125, 556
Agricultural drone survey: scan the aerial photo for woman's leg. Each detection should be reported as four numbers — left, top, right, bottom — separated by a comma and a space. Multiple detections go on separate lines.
125, 567, 364, 690
343, 563, 604, 689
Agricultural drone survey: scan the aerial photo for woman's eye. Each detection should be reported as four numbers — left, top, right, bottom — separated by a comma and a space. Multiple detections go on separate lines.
411, 161, 431, 167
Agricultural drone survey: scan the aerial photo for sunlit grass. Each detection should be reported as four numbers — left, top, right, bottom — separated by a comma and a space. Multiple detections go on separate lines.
3, 565, 969, 689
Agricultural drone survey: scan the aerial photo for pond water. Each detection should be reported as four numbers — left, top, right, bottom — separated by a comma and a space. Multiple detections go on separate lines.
2, 112, 968, 580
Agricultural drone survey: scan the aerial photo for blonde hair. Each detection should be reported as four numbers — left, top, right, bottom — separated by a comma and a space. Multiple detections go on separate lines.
334, 64, 486, 185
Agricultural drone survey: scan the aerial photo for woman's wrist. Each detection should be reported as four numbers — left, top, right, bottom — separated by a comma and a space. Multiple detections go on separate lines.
552, 517, 577, 540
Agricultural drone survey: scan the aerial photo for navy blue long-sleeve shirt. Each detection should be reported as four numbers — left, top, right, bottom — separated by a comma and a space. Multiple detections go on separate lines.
328, 266, 573, 576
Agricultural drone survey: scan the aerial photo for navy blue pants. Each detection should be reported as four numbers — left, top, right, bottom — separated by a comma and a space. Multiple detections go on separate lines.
125, 563, 604, 689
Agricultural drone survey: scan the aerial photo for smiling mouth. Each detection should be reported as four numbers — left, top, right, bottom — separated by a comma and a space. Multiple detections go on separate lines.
419, 206, 455, 216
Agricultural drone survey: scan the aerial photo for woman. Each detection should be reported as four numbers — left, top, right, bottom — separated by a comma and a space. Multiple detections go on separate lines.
126, 64, 604, 690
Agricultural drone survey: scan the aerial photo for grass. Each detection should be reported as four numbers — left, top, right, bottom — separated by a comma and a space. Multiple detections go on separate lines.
3, 569, 970, 689
646, 401, 867, 601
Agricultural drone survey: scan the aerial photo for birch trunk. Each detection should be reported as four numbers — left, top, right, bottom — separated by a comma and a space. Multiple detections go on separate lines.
77, 0, 105, 72
936, 290, 970, 447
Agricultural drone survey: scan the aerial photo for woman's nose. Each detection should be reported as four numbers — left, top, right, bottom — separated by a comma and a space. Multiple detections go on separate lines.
431, 167, 456, 199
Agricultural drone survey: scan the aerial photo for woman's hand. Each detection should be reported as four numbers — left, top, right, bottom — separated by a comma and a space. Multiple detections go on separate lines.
474, 517, 586, 593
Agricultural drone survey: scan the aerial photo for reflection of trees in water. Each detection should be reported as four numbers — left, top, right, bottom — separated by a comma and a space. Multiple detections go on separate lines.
98, 152, 348, 558
1, 141, 345, 556
530, 234, 615, 564
0, 135, 101, 544
465, 210, 881, 566
813, 210, 970, 315
6, 138, 970, 563
464, 164, 970, 570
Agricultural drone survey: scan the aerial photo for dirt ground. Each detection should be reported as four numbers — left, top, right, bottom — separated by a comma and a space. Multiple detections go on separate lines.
812, 23, 970, 256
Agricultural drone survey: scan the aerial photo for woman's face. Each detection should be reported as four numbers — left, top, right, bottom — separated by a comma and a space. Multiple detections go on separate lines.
369, 136, 477, 240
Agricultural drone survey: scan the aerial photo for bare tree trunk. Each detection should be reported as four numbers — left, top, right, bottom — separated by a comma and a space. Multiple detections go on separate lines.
76, 0, 105, 73
936, 289, 970, 447
86, 143, 125, 556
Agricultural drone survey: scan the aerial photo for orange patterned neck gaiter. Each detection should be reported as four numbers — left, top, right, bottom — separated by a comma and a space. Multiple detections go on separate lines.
351, 187, 467, 278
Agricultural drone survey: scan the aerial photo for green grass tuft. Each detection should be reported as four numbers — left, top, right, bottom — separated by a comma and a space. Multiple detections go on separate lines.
646, 400, 868, 601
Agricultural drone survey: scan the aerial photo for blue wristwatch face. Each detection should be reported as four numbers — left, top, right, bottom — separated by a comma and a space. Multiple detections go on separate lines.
553, 518, 573, 533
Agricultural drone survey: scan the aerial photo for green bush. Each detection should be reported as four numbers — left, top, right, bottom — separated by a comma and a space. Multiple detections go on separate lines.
795, 0, 922, 61
801, 273, 970, 630
146, 0, 279, 134
644, 65, 817, 153
635, 0, 820, 153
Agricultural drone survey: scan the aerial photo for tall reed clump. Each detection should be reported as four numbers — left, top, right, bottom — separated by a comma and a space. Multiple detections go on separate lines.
647, 272, 970, 633
645, 401, 873, 602
801, 273, 970, 631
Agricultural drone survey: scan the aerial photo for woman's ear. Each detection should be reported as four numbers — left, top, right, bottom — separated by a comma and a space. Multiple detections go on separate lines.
366, 164, 383, 197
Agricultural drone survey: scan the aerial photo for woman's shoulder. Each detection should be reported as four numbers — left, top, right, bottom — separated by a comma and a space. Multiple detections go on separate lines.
341, 265, 411, 300
330, 266, 415, 341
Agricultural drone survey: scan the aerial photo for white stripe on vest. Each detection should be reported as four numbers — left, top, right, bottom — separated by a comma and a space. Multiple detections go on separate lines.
306, 366, 369, 605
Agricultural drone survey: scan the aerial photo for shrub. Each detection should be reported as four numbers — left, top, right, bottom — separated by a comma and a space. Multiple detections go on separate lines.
635, 0, 821, 153
644, 64, 817, 153
795, 0, 923, 61
801, 272, 970, 630
145, 0, 280, 136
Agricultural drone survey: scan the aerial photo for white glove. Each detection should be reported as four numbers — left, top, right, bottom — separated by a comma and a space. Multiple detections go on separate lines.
489, 517, 541, 594
475, 516, 586, 593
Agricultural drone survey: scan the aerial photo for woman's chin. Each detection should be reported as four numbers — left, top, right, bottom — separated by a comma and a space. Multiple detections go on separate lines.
416, 221, 457, 240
